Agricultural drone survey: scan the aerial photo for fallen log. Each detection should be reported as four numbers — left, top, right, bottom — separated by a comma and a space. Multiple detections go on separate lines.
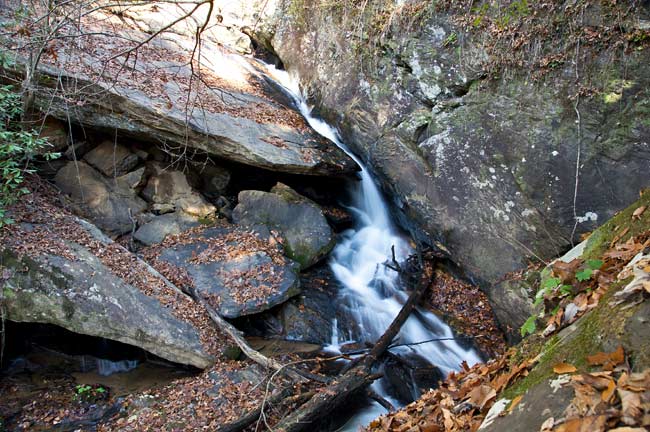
187, 286, 307, 383
216, 387, 293, 432
367, 388, 395, 412
271, 257, 435, 432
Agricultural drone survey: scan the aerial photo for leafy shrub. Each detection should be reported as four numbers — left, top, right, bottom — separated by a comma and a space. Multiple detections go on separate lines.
0, 84, 59, 226
73, 384, 109, 403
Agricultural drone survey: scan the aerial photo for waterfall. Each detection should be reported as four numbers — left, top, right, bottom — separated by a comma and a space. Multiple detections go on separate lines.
96, 358, 139, 376
263, 64, 481, 429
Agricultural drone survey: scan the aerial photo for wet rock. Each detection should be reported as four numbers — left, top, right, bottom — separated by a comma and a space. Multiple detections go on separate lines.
55, 161, 147, 236
383, 352, 444, 404
142, 162, 216, 217
240, 264, 353, 346
83, 141, 140, 177
134, 212, 201, 246
157, 225, 301, 318
1, 224, 212, 369
233, 183, 335, 269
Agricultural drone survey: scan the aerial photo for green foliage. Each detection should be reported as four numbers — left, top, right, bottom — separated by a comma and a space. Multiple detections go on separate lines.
586, 259, 603, 270
75, 384, 93, 395
470, 0, 530, 29
559, 284, 573, 296
443, 32, 458, 47
533, 276, 561, 306
73, 384, 107, 402
575, 268, 593, 282
495, 0, 530, 28
542, 277, 561, 290
470, 3, 490, 27
520, 315, 537, 337
0, 84, 59, 227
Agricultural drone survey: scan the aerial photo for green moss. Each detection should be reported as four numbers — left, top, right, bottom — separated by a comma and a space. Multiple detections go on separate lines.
603, 92, 622, 104
223, 345, 242, 361
2, 286, 15, 299
197, 216, 216, 225
582, 191, 650, 260
502, 279, 633, 400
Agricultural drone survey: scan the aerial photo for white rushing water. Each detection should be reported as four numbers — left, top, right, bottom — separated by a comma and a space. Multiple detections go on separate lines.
263, 64, 481, 430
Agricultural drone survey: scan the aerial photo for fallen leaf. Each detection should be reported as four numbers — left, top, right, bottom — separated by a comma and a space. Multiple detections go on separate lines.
601, 378, 616, 402
552, 259, 582, 283
618, 388, 642, 425
553, 363, 577, 374
555, 415, 607, 432
622, 370, 650, 391
631, 205, 646, 220
508, 395, 523, 412
608, 428, 648, 432
468, 384, 496, 410
610, 227, 631, 247
586, 346, 625, 370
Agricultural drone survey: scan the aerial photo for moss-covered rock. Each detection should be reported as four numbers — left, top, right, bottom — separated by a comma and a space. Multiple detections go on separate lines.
232, 183, 335, 269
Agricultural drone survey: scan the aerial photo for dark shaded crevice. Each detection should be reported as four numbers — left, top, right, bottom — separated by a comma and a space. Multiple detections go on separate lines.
0, 321, 194, 372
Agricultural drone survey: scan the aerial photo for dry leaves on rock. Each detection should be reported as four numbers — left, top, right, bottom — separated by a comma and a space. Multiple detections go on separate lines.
366, 350, 534, 432
537, 232, 650, 341
541, 347, 650, 432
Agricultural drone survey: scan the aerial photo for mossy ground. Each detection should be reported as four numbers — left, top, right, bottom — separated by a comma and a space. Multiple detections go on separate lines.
582, 190, 650, 260
501, 191, 650, 401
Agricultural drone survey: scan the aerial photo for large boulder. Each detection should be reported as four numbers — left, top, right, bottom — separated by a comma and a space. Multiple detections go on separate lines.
83, 140, 140, 177
156, 225, 301, 318
54, 161, 147, 236
232, 183, 335, 269
0, 220, 213, 369
247, 264, 344, 344
142, 162, 216, 217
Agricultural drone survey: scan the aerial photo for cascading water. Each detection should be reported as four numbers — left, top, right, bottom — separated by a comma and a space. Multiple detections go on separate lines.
263, 64, 482, 430
96, 358, 139, 376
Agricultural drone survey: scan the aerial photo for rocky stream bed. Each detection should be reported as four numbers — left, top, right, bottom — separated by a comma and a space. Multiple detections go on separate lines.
1, 1, 650, 431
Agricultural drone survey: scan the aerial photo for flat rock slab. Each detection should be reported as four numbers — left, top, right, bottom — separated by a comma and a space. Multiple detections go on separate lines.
1, 3, 358, 177
1, 235, 212, 369
157, 226, 301, 318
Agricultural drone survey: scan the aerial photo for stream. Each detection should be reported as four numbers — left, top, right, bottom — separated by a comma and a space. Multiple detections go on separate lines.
263, 64, 482, 430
